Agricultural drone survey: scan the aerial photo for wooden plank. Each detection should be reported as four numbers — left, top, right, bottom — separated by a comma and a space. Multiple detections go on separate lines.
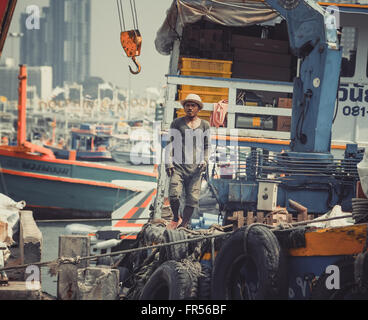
247, 212, 254, 225
228, 211, 244, 230
256, 212, 264, 223
289, 224, 368, 257
0, 281, 42, 300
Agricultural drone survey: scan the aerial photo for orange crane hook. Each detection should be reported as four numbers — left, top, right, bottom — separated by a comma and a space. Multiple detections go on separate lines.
117, 0, 142, 75
129, 56, 141, 75
120, 29, 142, 75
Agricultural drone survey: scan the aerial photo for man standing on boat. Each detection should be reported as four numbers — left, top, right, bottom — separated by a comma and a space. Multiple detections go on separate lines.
165, 93, 210, 229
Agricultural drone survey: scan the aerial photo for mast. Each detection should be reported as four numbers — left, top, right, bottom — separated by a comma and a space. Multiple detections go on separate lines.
17, 64, 27, 146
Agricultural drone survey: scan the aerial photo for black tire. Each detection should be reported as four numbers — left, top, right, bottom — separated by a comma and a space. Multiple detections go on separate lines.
159, 229, 189, 261
144, 224, 166, 244
198, 264, 212, 300
211, 225, 287, 300
311, 257, 368, 300
355, 251, 368, 290
139, 260, 196, 300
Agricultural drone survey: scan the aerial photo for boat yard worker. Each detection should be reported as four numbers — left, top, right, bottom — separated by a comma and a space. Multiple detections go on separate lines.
165, 93, 210, 229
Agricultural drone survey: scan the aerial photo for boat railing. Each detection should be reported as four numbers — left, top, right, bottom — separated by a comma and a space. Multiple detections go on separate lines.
164, 74, 293, 141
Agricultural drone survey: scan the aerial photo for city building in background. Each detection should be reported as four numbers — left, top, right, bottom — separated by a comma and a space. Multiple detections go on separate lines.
20, 0, 91, 88
0, 57, 52, 101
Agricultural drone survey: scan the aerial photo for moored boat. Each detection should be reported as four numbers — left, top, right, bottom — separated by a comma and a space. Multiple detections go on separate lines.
44, 123, 113, 161
0, 65, 157, 219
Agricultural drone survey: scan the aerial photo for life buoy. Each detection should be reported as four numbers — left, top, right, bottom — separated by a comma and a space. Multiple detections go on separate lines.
139, 260, 197, 300
211, 225, 288, 300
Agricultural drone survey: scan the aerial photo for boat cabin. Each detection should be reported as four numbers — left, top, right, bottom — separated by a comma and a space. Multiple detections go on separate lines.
71, 123, 113, 152
157, 1, 368, 152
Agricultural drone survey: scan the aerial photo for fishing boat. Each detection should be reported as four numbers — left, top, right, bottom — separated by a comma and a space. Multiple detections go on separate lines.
44, 123, 113, 161
0, 65, 157, 219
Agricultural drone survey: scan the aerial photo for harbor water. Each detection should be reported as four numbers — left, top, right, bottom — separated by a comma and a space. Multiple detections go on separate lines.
37, 162, 155, 297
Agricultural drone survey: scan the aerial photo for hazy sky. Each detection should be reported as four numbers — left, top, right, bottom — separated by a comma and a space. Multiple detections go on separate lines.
2, 0, 173, 95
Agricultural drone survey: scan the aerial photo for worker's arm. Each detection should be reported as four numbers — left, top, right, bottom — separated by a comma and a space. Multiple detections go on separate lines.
165, 121, 175, 176
200, 121, 210, 170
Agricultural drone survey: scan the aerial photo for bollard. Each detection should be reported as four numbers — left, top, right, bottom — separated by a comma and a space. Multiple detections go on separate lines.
57, 235, 90, 300
19, 211, 42, 281
77, 266, 120, 300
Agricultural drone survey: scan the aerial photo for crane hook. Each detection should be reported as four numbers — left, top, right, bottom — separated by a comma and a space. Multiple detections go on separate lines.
129, 56, 141, 75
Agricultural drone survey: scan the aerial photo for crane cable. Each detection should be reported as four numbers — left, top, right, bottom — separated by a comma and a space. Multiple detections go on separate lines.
116, 0, 139, 32
116, 0, 142, 75
130, 0, 139, 30
116, 0, 126, 32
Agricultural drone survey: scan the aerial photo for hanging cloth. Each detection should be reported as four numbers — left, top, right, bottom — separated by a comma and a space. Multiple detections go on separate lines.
210, 99, 228, 128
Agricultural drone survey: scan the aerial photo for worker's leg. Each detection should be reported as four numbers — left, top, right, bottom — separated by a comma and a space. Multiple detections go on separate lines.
178, 173, 202, 228
168, 169, 184, 224
178, 206, 195, 228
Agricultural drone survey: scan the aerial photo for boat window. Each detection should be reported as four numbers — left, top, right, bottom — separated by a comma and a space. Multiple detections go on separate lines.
340, 26, 358, 78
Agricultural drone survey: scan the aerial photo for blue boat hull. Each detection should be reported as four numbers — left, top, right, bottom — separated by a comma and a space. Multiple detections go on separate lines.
0, 150, 157, 218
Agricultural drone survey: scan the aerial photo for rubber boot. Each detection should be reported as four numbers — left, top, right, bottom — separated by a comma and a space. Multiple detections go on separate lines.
178, 206, 195, 229
168, 198, 181, 230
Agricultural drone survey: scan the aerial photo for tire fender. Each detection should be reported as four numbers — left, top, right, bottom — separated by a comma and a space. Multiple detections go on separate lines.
139, 260, 197, 300
211, 225, 287, 300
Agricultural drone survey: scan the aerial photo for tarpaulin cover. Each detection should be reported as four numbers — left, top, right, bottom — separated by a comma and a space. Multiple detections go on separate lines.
155, 0, 279, 55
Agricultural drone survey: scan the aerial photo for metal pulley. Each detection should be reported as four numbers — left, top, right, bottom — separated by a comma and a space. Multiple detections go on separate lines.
120, 29, 142, 74
117, 0, 142, 75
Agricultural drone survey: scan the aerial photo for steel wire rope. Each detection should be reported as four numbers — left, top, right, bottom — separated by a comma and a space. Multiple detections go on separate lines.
0, 231, 230, 272
129, 0, 138, 30
117, 0, 126, 32
1, 212, 358, 273
131, 0, 139, 30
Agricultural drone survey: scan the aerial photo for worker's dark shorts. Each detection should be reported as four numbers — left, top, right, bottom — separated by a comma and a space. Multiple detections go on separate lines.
169, 168, 202, 208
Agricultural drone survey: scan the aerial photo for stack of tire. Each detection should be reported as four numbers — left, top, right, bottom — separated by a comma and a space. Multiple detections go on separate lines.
139, 224, 289, 300
139, 229, 199, 300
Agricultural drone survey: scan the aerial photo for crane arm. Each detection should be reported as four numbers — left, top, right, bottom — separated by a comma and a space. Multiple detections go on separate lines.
264, 0, 342, 153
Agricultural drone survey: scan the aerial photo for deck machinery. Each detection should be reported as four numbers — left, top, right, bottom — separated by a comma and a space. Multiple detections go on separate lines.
206, 0, 365, 219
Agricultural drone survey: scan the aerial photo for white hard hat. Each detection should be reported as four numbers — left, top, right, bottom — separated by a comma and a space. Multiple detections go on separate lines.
180, 93, 203, 109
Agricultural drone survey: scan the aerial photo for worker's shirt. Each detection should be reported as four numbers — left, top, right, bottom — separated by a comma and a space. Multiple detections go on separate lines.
165, 117, 210, 175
